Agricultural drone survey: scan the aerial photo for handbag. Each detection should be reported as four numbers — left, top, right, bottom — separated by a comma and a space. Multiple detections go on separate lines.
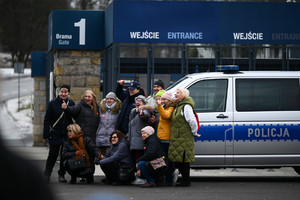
150, 157, 167, 170
119, 168, 135, 181
67, 157, 87, 170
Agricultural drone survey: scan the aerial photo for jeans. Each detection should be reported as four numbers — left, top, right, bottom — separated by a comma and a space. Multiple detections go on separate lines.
138, 161, 154, 183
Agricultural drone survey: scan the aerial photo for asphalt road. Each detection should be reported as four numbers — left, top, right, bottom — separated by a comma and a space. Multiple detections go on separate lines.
0, 76, 34, 146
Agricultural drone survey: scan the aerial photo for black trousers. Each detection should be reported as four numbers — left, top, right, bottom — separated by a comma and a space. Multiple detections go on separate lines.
100, 162, 120, 182
44, 144, 65, 177
67, 167, 94, 179
175, 162, 191, 184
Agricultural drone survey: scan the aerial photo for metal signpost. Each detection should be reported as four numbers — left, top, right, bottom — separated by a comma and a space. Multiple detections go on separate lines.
14, 62, 24, 111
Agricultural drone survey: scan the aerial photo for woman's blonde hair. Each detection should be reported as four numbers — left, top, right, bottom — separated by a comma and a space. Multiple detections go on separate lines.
176, 88, 190, 98
67, 123, 82, 134
82, 90, 99, 117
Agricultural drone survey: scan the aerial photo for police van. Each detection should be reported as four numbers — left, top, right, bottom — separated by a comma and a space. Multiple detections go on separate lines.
167, 66, 300, 174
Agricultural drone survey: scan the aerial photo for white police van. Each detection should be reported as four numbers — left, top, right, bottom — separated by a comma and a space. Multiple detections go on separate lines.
167, 66, 300, 174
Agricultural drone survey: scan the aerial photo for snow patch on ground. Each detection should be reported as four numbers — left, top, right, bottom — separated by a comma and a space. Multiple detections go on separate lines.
6, 95, 33, 129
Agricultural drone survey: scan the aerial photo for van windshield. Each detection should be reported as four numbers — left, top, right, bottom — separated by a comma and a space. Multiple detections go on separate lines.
167, 76, 189, 90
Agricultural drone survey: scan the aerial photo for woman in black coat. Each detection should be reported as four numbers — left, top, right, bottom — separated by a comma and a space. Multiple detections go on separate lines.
136, 126, 166, 188
62, 123, 101, 184
43, 85, 75, 183
62, 90, 100, 142
97, 130, 134, 185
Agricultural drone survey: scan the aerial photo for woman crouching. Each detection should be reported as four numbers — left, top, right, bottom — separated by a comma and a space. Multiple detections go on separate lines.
62, 123, 101, 184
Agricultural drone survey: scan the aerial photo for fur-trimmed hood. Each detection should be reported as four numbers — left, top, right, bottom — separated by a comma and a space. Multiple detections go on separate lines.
139, 104, 154, 114
164, 100, 177, 109
100, 98, 122, 114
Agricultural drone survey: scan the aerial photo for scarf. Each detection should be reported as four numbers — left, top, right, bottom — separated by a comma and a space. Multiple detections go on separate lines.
69, 133, 91, 167
105, 102, 117, 110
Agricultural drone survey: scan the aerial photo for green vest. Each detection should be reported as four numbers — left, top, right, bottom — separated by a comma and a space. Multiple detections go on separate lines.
168, 97, 195, 163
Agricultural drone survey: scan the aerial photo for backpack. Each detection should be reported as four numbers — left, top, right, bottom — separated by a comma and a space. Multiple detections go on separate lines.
182, 105, 200, 131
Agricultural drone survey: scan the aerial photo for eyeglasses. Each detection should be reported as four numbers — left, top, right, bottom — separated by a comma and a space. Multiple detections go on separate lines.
135, 99, 143, 103
67, 130, 72, 132
111, 136, 118, 139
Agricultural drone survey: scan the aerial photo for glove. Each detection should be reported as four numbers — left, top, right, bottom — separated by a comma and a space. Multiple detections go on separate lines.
75, 150, 84, 160
94, 158, 101, 165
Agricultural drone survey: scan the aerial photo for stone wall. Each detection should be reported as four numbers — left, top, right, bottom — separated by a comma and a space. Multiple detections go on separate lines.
32, 50, 101, 146
33, 77, 46, 146
54, 50, 101, 103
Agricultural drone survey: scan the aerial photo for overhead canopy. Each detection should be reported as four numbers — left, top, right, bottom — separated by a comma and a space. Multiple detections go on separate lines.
48, 1, 300, 51
109, 1, 300, 45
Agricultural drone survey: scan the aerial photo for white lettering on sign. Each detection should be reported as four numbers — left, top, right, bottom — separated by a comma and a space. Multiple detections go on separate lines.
56, 34, 72, 39
129, 31, 160, 39
74, 18, 86, 45
167, 32, 203, 40
58, 40, 70, 45
248, 128, 290, 138
233, 32, 263, 40
272, 33, 300, 40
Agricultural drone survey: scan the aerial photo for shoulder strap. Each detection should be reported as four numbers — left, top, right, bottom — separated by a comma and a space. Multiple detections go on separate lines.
51, 100, 69, 130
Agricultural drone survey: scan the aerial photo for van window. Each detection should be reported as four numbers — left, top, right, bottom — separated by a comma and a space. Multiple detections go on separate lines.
188, 79, 228, 112
236, 79, 300, 111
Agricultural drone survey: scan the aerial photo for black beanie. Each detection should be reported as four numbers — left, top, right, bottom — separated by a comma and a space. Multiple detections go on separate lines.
154, 79, 164, 89
60, 84, 70, 93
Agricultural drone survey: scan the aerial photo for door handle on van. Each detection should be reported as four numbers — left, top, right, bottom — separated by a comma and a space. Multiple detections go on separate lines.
216, 114, 228, 119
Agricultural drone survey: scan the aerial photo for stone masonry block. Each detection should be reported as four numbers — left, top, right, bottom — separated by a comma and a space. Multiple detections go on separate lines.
71, 51, 83, 57
72, 76, 86, 87
55, 76, 71, 87
39, 81, 46, 90
87, 76, 100, 87
55, 65, 63, 76
92, 57, 101, 65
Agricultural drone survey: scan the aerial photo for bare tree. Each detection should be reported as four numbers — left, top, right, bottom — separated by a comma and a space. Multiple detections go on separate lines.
70, 0, 112, 10
0, 0, 69, 67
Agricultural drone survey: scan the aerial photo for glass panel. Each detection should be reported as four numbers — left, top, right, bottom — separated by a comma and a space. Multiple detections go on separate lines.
236, 79, 300, 111
188, 79, 228, 112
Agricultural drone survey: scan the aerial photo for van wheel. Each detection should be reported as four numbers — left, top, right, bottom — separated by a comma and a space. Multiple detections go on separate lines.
293, 167, 300, 175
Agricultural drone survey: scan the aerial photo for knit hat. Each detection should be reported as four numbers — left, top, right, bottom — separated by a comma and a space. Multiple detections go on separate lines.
154, 79, 164, 89
105, 92, 117, 100
155, 90, 165, 97
161, 91, 173, 100
141, 126, 155, 136
60, 84, 70, 93
135, 95, 147, 104
128, 81, 140, 90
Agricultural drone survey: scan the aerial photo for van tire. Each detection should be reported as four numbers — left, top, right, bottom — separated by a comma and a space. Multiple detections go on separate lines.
293, 167, 300, 175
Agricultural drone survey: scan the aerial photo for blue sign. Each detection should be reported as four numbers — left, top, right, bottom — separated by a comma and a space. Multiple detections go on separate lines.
48, 10, 105, 50
112, 1, 300, 44
31, 51, 47, 77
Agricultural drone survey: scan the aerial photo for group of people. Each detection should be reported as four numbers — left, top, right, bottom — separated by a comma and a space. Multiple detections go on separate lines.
43, 79, 200, 188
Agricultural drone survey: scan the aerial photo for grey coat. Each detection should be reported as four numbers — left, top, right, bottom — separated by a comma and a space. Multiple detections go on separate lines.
128, 105, 155, 151
95, 98, 122, 147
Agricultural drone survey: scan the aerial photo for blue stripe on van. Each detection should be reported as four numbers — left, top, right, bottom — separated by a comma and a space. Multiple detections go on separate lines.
234, 124, 300, 141
195, 124, 300, 142
195, 124, 232, 142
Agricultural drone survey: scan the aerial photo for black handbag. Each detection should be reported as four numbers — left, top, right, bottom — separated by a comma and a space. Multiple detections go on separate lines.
119, 168, 135, 181
67, 157, 87, 170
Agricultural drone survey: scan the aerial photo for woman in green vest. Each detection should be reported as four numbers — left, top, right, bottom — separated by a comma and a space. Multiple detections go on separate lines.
168, 88, 200, 187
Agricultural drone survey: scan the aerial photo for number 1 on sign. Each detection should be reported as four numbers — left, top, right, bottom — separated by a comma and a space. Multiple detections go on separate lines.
74, 18, 86, 45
